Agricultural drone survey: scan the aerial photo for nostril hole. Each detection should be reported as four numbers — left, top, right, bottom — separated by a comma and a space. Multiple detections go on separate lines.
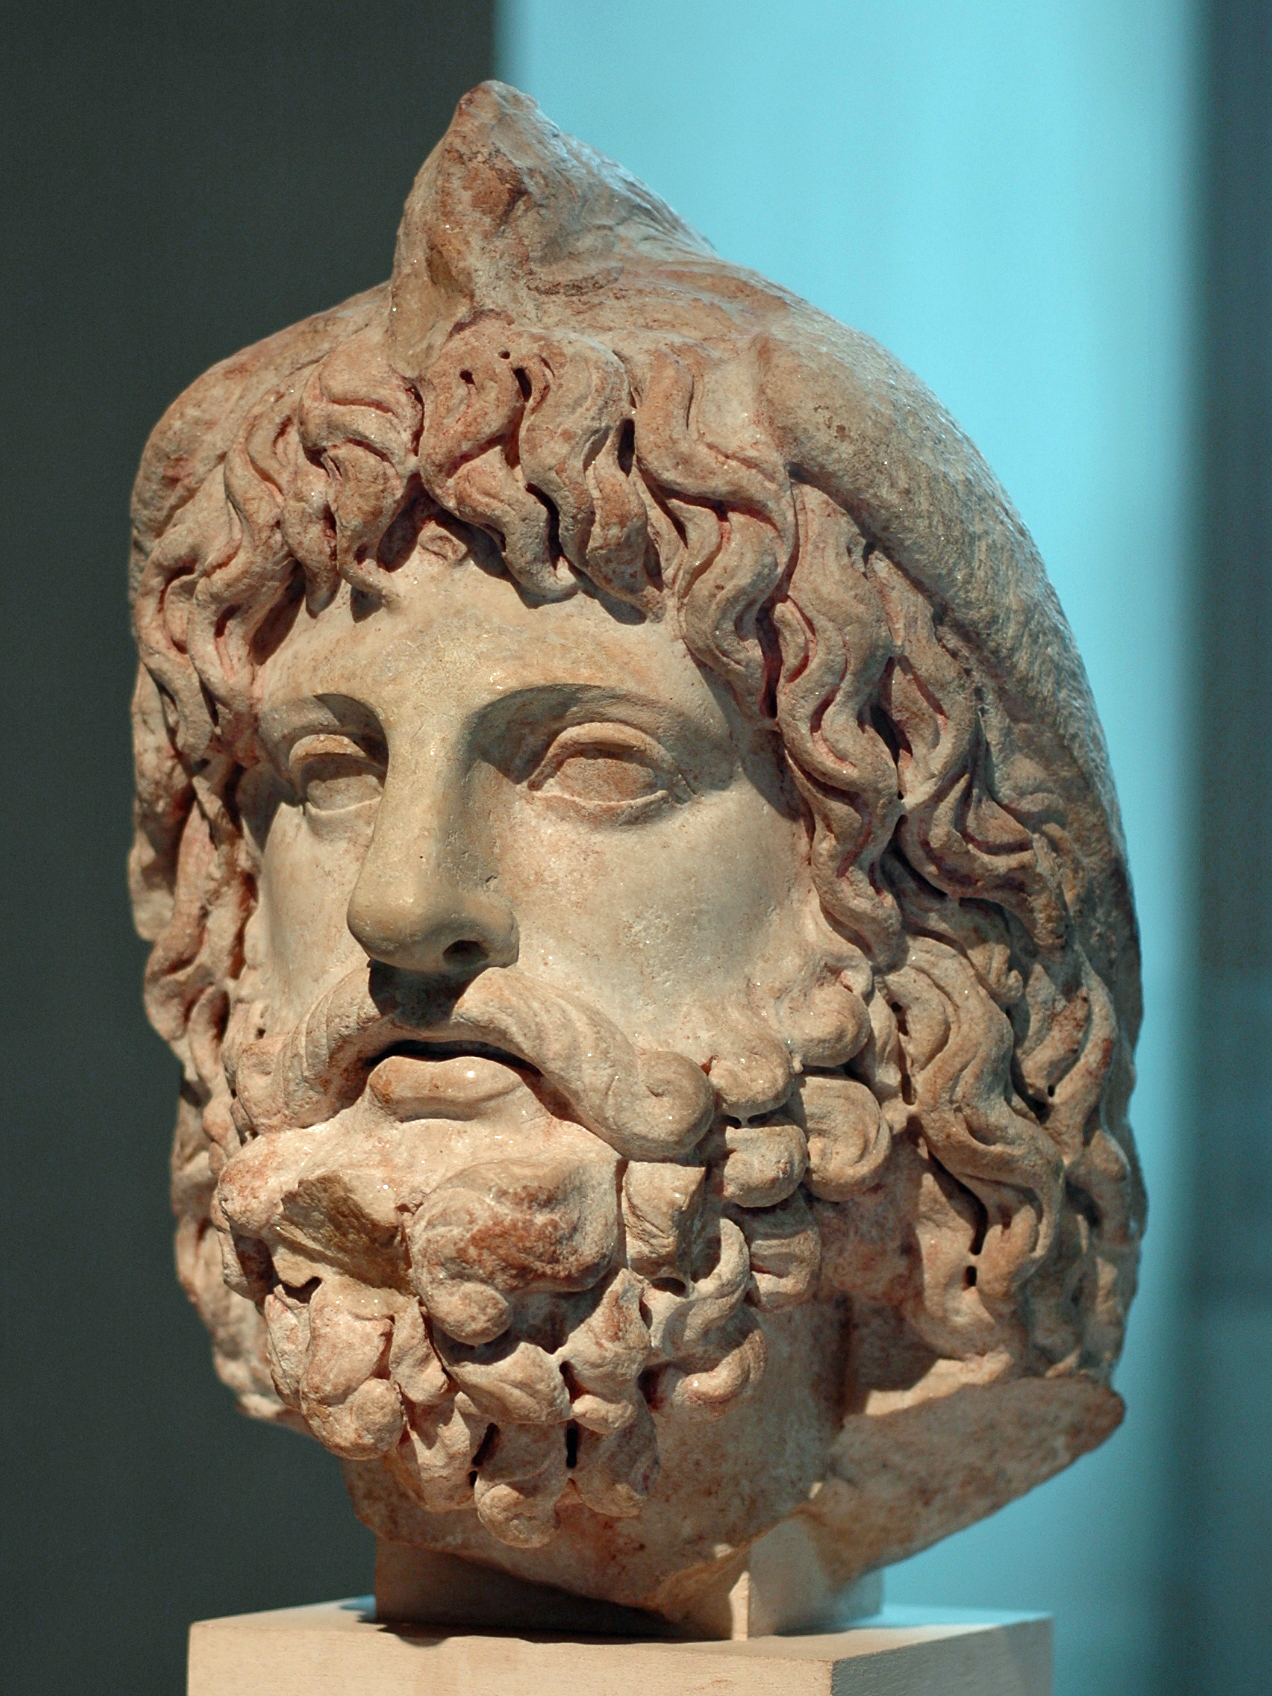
443, 939, 486, 969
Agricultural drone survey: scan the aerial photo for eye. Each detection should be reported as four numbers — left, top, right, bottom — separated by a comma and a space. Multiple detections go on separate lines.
528, 723, 688, 819
287, 732, 384, 814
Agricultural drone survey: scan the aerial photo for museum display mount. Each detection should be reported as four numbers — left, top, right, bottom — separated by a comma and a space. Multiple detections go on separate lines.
187, 1598, 1052, 1696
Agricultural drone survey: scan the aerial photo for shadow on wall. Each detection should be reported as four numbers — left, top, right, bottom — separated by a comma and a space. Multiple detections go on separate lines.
1171, 5, 1272, 1694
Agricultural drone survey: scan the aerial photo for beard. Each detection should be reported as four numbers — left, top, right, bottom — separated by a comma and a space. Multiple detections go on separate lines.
209, 945, 875, 1551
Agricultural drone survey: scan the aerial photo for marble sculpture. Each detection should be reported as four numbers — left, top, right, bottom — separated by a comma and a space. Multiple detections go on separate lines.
128, 83, 1143, 1634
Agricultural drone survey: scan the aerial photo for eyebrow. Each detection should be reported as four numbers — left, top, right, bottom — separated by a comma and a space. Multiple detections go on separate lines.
257, 681, 738, 790
472, 683, 737, 787
472, 681, 720, 742
258, 694, 385, 760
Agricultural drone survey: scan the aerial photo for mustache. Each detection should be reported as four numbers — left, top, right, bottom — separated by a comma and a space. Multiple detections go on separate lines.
229, 962, 716, 1162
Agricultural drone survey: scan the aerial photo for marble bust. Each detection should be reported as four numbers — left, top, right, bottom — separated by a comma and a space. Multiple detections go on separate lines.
128, 83, 1143, 1635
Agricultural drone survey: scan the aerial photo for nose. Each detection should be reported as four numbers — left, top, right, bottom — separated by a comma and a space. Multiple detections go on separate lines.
345, 768, 518, 980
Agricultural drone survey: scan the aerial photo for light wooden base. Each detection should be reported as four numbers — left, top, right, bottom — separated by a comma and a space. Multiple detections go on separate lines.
187, 1598, 1052, 1695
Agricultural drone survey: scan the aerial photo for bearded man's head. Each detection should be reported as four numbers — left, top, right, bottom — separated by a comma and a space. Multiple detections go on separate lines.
128, 84, 1143, 1630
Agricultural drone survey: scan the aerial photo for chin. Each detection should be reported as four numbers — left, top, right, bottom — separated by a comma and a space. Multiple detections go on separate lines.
342, 1294, 851, 1624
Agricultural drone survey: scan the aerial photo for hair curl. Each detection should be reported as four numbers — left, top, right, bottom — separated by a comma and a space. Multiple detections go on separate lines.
131, 300, 1142, 1421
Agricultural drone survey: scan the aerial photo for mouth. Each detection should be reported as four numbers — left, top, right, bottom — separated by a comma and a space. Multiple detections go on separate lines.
376, 1038, 539, 1072
365, 1037, 539, 1119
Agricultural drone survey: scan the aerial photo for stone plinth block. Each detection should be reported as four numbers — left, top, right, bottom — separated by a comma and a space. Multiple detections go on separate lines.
187, 1599, 1051, 1696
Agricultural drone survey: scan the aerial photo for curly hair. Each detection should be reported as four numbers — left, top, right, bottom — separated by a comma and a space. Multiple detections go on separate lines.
128, 95, 1143, 1556
131, 288, 1141, 1400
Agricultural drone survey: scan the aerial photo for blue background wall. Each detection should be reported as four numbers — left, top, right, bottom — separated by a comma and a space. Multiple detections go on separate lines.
499, 7, 1198, 1692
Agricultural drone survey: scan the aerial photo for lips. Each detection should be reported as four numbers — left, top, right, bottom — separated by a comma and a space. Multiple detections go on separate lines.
235, 961, 714, 1160
366, 1039, 538, 1120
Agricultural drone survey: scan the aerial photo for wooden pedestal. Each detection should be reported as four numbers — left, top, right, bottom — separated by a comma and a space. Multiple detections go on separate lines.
187, 1598, 1052, 1695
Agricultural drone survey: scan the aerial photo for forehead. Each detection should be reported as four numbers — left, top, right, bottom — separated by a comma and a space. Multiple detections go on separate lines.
257, 538, 734, 745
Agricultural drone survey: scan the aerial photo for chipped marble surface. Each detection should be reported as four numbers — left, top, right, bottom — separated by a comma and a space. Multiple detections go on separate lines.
127, 82, 1142, 1631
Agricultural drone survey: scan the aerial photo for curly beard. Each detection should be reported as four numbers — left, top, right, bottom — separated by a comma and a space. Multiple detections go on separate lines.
207, 933, 883, 1550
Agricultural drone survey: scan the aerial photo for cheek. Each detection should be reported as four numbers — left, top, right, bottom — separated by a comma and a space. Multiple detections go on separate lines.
255, 803, 372, 1021
494, 780, 811, 1044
